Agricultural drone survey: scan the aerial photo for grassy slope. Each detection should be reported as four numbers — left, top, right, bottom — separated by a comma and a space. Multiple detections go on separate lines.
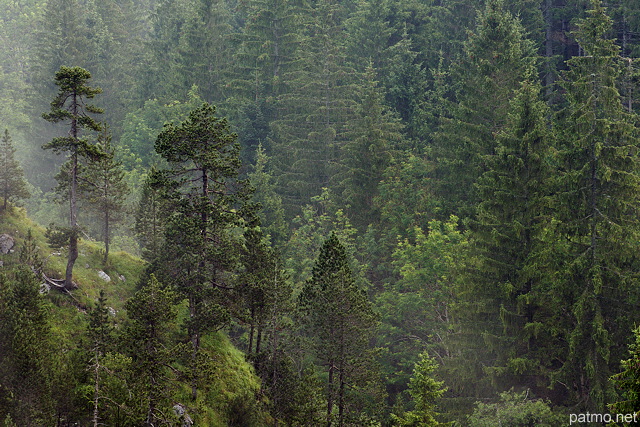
0, 207, 262, 425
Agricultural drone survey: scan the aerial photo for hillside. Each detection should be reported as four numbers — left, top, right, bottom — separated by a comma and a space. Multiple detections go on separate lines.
0, 207, 265, 426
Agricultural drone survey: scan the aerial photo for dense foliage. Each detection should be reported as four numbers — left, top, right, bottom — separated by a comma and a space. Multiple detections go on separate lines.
2, 0, 640, 424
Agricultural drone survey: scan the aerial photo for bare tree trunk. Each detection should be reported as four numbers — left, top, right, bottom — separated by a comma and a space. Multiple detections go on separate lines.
66, 150, 78, 290
256, 326, 262, 355
66, 92, 79, 290
103, 208, 110, 265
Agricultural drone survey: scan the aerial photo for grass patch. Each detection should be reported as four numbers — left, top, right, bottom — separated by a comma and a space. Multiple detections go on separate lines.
0, 206, 146, 313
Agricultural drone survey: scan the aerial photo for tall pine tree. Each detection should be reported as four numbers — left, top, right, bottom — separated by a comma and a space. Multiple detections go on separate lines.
42, 66, 103, 290
152, 103, 253, 401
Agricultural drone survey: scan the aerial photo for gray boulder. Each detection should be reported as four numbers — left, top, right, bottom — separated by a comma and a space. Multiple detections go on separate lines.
0, 234, 14, 254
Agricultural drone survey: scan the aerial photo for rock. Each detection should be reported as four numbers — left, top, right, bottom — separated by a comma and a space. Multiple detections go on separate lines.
98, 271, 111, 282
173, 404, 193, 427
118, 274, 126, 282
0, 234, 15, 254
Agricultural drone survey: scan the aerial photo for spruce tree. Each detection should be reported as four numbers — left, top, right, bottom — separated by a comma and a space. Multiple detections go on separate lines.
247, 144, 287, 246
42, 66, 103, 290
609, 326, 640, 418
552, 0, 640, 410
86, 290, 113, 427
432, 0, 536, 221
271, 0, 357, 216
0, 129, 29, 211
0, 269, 56, 424
338, 64, 404, 230
392, 352, 448, 427
458, 78, 554, 397
122, 275, 179, 426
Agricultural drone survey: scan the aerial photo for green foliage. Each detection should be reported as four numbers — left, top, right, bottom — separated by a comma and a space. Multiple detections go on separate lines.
549, 0, 640, 410
467, 390, 563, 427
0, 130, 29, 210
0, 268, 56, 425
433, 0, 537, 220
121, 274, 182, 425
247, 144, 287, 246
337, 64, 404, 229
378, 217, 466, 410
610, 326, 640, 419
84, 128, 129, 264
237, 223, 291, 356
270, 0, 357, 217
299, 232, 381, 425
134, 171, 167, 262
119, 86, 205, 168
392, 352, 448, 426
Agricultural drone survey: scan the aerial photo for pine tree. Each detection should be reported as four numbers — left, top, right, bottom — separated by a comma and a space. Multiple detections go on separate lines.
84, 128, 129, 264
298, 232, 379, 426
551, 0, 640, 410
238, 222, 291, 357
152, 103, 253, 401
42, 66, 103, 290
0, 129, 29, 211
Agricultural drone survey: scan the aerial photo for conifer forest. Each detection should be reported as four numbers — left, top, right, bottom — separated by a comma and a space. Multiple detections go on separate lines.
5, 0, 640, 425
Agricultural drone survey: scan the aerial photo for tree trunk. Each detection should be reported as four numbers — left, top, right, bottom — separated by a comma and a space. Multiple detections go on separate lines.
326, 363, 334, 427
248, 307, 255, 355
103, 208, 110, 265
544, 0, 554, 99
256, 326, 262, 355
66, 93, 79, 290
338, 365, 345, 427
